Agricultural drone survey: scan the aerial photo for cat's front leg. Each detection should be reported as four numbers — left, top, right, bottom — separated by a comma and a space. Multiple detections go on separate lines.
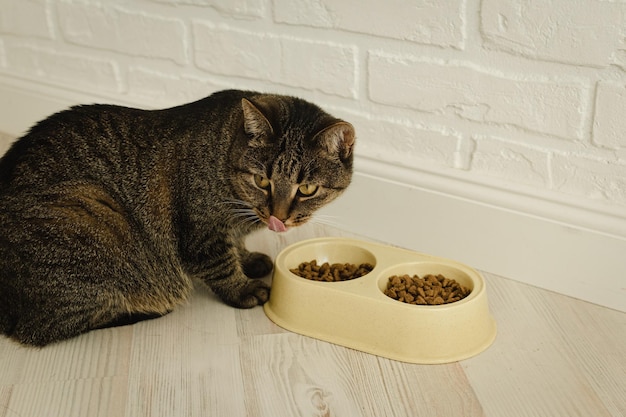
195, 242, 270, 308
239, 248, 274, 279
211, 274, 269, 308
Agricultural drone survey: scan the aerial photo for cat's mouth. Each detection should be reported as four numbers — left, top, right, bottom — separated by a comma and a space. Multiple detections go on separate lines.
268, 215, 288, 233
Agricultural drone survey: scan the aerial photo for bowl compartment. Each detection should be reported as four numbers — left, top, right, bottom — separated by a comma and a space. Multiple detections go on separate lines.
283, 240, 377, 280
377, 262, 477, 305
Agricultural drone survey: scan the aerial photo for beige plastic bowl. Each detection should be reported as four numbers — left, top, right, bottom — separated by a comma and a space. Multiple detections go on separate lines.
263, 237, 497, 364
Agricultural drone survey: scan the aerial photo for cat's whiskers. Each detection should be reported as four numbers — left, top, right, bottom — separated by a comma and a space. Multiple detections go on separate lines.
230, 212, 262, 229
310, 213, 342, 229
218, 199, 253, 208
221, 200, 264, 229
227, 206, 257, 217
314, 213, 338, 221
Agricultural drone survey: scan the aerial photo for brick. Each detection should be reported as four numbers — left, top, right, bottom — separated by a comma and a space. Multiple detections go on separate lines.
592, 82, 626, 149
368, 52, 586, 139
127, 67, 224, 108
57, 0, 187, 64
150, 0, 265, 19
279, 37, 357, 98
193, 22, 280, 80
0, 0, 52, 39
4, 43, 121, 93
193, 22, 357, 98
471, 136, 550, 187
551, 154, 626, 204
274, 0, 465, 49
348, 114, 460, 169
481, 0, 624, 67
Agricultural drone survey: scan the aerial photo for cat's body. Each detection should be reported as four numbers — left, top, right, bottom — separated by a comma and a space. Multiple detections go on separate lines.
0, 90, 355, 346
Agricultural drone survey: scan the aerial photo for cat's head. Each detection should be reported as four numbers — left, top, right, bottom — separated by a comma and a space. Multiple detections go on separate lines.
229, 94, 355, 232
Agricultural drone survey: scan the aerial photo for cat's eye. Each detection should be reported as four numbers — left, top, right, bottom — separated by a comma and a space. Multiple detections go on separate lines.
297, 184, 318, 197
254, 174, 271, 190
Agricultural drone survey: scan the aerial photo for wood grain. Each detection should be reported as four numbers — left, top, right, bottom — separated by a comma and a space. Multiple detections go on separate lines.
0, 225, 624, 417
463, 273, 623, 417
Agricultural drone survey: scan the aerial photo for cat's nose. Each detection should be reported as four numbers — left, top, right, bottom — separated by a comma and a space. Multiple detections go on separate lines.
270, 200, 290, 224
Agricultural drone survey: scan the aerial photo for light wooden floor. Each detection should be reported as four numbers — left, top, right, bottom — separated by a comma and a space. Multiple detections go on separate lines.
0, 222, 624, 417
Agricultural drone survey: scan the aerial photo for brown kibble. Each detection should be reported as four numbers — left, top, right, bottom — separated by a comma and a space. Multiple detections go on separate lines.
290, 260, 471, 304
290, 260, 374, 282
333, 268, 340, 281
417, 287, 426, 298
384, 273, 470, 305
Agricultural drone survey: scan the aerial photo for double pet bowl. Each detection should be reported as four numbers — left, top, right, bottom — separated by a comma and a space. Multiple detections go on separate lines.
263, 237, 497, 364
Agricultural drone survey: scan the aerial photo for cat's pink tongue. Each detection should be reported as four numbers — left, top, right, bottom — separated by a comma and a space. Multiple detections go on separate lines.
268, 215, 287, 233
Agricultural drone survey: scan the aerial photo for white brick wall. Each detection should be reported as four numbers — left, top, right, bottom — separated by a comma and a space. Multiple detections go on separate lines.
153, 0, 265, 19
192, 22, 357, 97
481, 0, 624, 67
471, 136, 550, 188
0, 0, 52, 39
368, 53, 587, 139
58, 1, 188, 64
4, 43, 122, 93
273, 0, 466, 48
1, 0, 625, 213
594, 82, 626, 149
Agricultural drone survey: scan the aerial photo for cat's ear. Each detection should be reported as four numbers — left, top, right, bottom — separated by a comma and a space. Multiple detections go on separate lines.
314, 121, 355, 161
241, 98, 273, 145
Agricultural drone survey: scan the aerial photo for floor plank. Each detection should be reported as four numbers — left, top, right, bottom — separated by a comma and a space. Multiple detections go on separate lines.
377, 359, 485, 417
124, 291, 246, 417
5, 378, 128, 417
463, 273, 622, 417
241, 333, 382, 417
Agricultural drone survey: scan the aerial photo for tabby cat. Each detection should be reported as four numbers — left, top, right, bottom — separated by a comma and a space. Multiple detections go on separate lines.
0, 90, 355, 346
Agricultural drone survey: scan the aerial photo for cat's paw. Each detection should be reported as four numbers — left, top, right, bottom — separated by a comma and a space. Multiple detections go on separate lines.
242, 251, 274, 279
234, 279, 270, 308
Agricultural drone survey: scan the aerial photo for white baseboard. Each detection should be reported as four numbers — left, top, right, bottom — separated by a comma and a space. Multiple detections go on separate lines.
1, 75, 625, 312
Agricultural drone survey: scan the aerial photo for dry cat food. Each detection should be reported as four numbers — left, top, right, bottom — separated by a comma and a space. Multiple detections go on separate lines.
384, 274, 471, 305
290, 260, 374, 282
